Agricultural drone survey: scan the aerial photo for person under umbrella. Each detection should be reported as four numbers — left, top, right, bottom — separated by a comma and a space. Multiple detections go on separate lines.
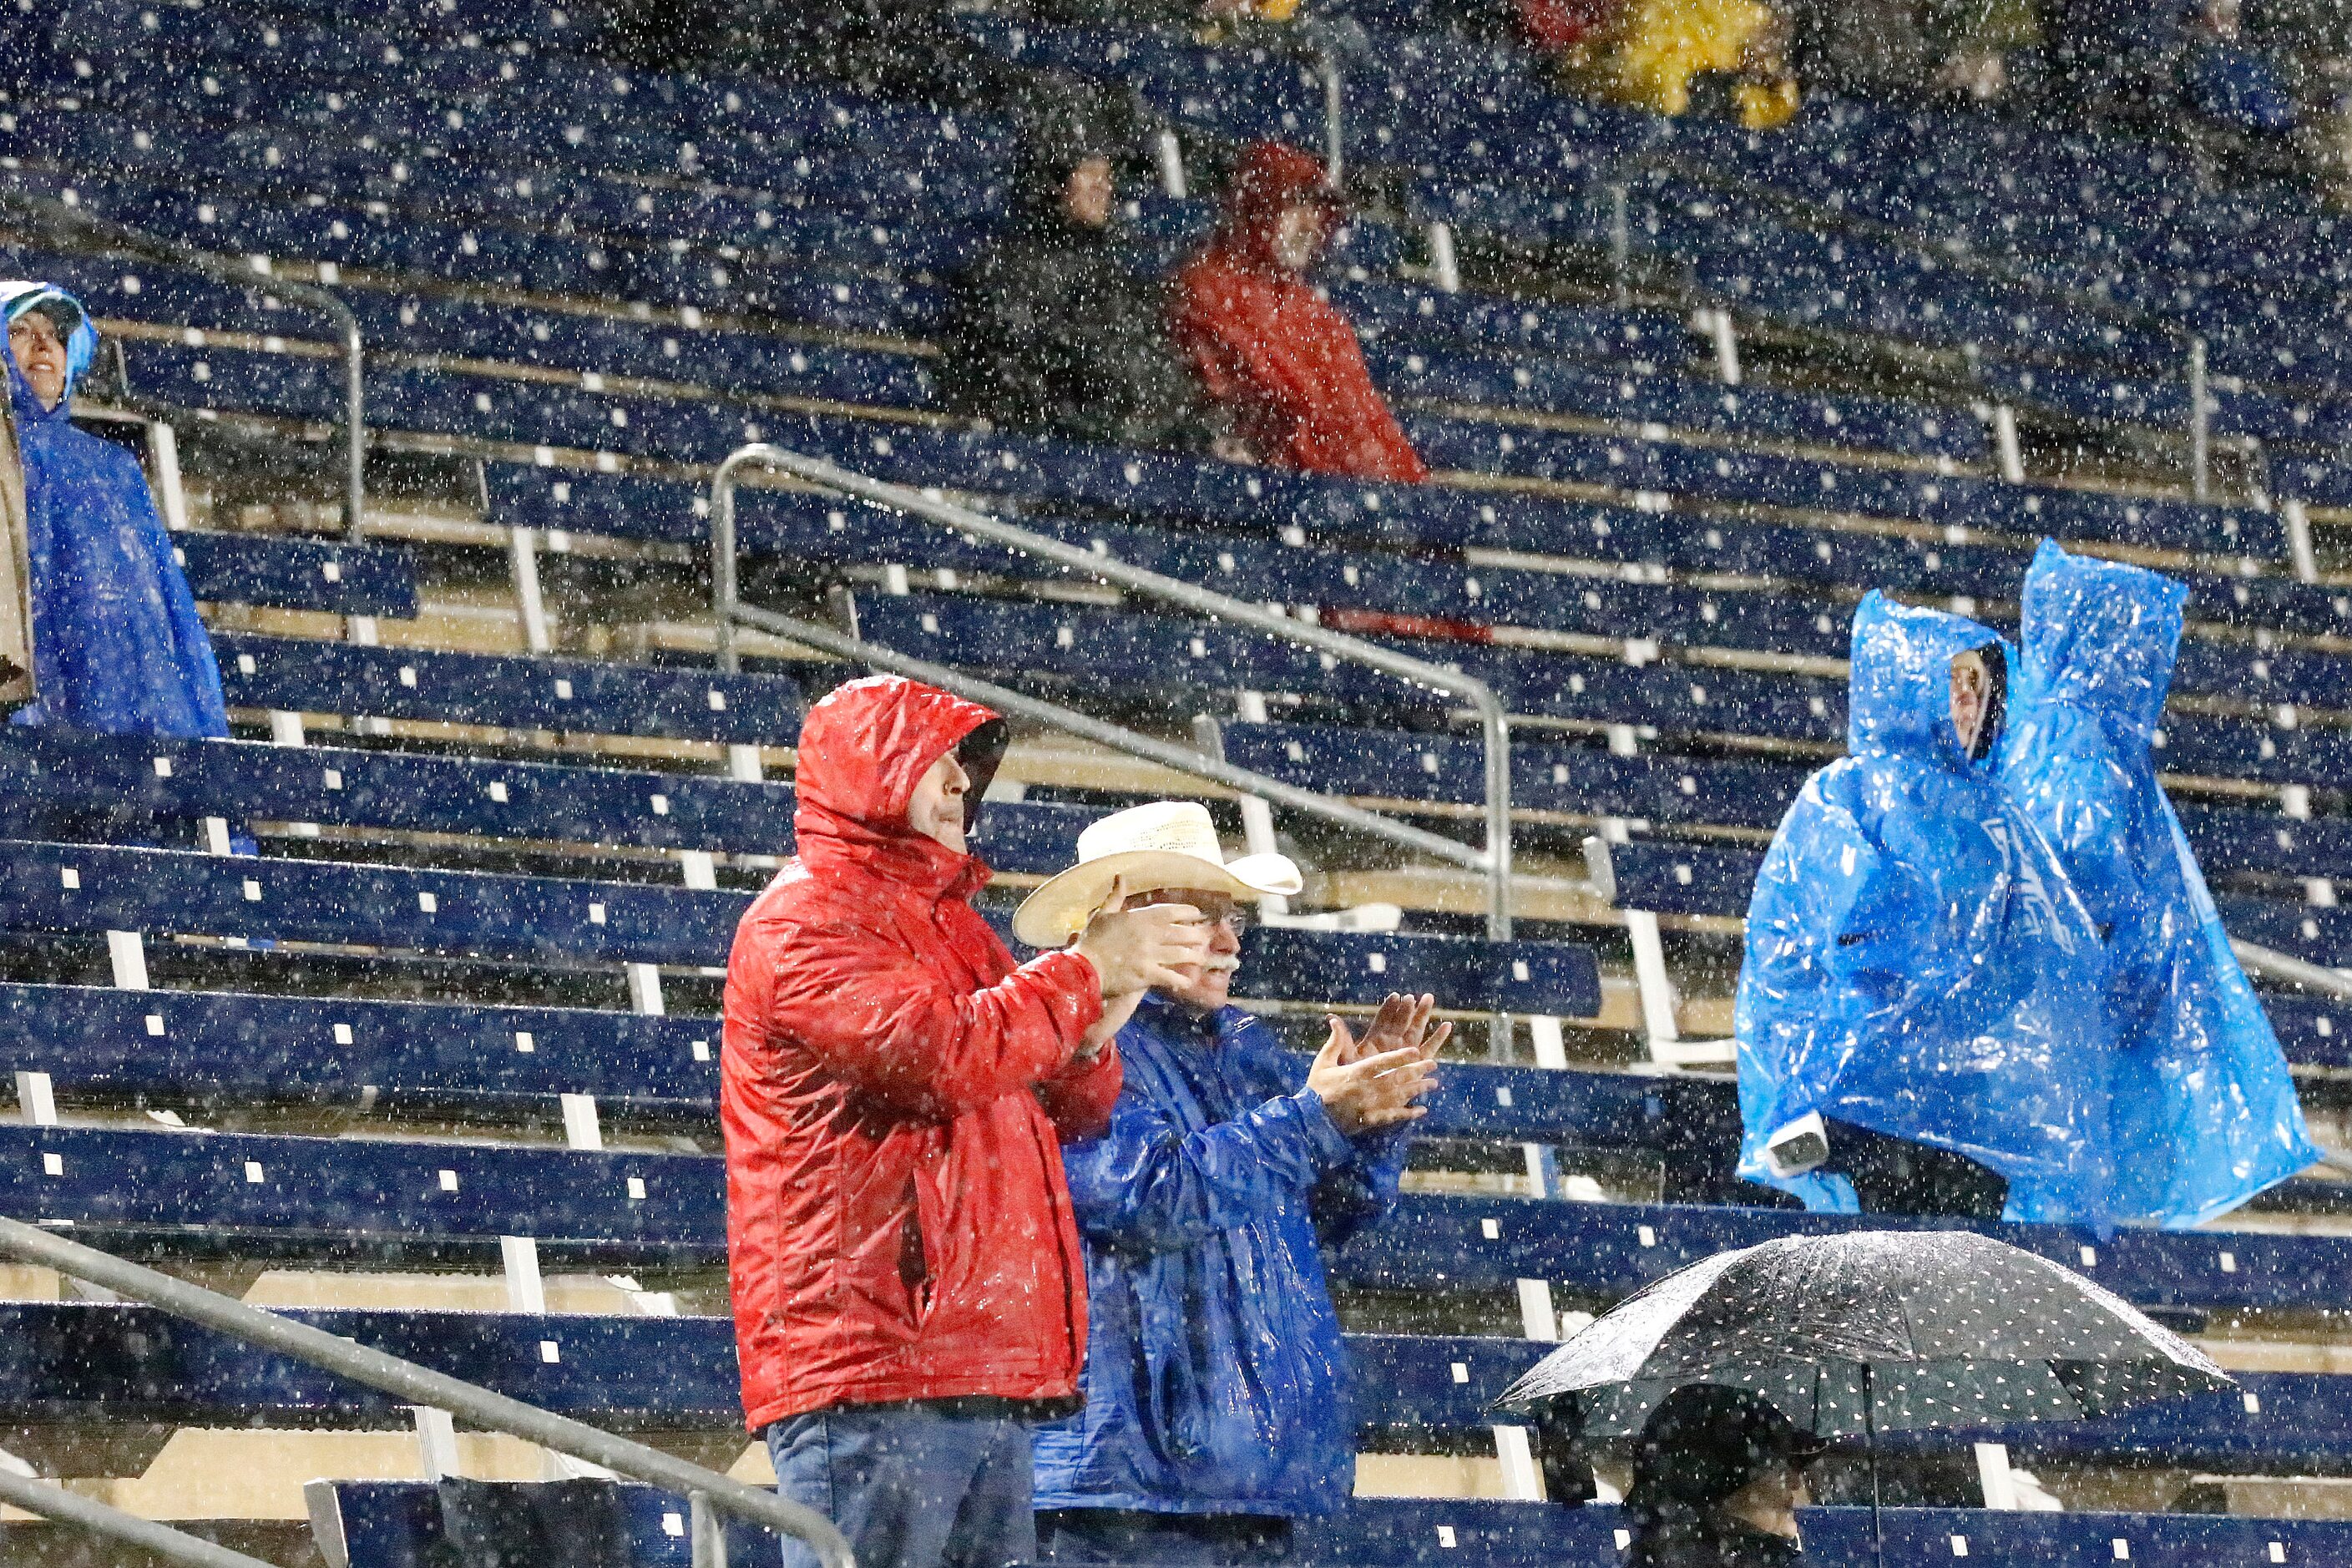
1624, 1384, 1819, 1568
1494, 1230, 2233, 1568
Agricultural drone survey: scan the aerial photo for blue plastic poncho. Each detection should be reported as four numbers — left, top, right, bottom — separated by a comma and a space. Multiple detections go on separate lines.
2000, 540, 2317, 1228
1735, 591, 2117, 1227
1033, 993, 1406, 1520
3, 281, 229, 738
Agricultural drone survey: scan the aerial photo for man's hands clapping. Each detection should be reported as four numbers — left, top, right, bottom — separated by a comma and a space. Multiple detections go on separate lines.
1307, 992, 1449, 1136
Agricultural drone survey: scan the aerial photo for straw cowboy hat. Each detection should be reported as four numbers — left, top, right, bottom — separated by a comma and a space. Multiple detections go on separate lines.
1012, 801, 1302, 948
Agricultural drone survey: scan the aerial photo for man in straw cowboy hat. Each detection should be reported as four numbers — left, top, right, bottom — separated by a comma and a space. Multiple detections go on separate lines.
724, 677, 1215, 1568
1017, 801, 1448, 1562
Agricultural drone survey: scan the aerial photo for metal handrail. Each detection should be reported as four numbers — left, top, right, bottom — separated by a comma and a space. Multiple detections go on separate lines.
709, 444, 1515, 938
2234, 938, 2352, 1002
0, 1463, 281, 1568
0, 185, 368, 541
0, 1215, 857, 1568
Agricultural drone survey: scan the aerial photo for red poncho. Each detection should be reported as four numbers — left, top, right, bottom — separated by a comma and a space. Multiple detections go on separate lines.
1172, 142, 1429, 483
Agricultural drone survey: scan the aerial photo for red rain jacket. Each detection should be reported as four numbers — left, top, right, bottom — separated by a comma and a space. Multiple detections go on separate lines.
1172, 141, 1430, 483
1514, 0, 1616, 49
722, 675, 1119, 1431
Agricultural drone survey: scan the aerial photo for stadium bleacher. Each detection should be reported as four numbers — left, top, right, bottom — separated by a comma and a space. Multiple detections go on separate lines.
3, 0, 2352, 1560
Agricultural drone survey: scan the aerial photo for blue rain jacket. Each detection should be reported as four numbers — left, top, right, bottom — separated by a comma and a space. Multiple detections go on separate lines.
1735, 591, 2117, 1227
2000, 540, 2317, 1228
1033, 992, 1407, 1520
3, 282, 229, 739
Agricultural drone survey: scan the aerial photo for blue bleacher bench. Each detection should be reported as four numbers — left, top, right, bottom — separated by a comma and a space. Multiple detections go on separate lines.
0, 729, 1098, 873
0, 981, 1728, 1146
175, 531, 417, 618
311, 1482, 2352, 1567
212, 632, 812, 748
0, 839, 1606, 1018
0, 1123, 2344, 1313
0, 1307, 2341, 1483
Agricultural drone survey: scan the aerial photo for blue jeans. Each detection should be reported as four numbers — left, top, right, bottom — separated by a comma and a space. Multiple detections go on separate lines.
766, 1401, 1037, 1568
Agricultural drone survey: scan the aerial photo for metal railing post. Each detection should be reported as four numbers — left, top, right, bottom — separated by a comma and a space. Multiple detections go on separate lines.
0, 1216, 857, 1568
1426, 220, 1461, 294
692, 1491, 732, 1568
709, 445, 1513, 937
1155, 129, 1188, 200
1609, 182, 1631, 306
0, 189, 367, 540
0, 1464, 281, 1568
2285, 497, 2320, 584
2189, 335, 2211, 502
1321, 53, 1345, 189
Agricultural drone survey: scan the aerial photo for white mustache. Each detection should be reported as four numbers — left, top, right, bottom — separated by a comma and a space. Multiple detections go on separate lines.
1201, 955, 1242, 974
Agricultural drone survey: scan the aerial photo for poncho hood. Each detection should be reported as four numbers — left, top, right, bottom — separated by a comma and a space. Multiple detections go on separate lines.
2016, 538, 2183, 739
1, 281, 99, 421
1846, 589, 2003, 767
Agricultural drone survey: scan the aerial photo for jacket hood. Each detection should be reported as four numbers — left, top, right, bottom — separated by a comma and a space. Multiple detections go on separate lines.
1846, 589, 2004, 767
1215, 139, 1343, 271
2016, 539, 2183, 738
792, 675, 1000, 884
1011, 95, 1117, 234
1, 281, 98, 421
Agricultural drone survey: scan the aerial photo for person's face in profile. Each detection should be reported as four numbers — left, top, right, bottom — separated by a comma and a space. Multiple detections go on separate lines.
1063, 155, 1115, 230
1270, 203, 1328, 272
1950, 649, 1990, 757
1722, 1460, 1810, 1540
7, 311, 69, 412
905, 748, 974, 854
1130, 887, 1246, 1011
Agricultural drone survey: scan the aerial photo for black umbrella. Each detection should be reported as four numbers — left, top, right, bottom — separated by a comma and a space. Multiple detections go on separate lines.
1493, 1230, 2232, 1566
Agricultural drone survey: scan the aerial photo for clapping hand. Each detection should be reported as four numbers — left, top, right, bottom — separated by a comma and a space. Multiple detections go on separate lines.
1307, 992, 1448, 1136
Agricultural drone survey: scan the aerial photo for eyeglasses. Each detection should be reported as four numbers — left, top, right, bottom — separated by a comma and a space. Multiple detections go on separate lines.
1133, 893, 1252, 936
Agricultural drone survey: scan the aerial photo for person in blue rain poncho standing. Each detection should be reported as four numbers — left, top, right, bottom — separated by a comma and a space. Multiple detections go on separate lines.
2000, 540, 2318, 1228
1736, 592, 2117, 1228
1013, 802, 1445, 1565
3, 281, 230, 738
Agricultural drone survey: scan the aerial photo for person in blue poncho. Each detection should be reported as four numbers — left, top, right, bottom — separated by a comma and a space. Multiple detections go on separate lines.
2000, 540, 2319, 1229
3, 281, 230, 739
1013, 802, 1444, 1564
1735, 591, 2117, 1228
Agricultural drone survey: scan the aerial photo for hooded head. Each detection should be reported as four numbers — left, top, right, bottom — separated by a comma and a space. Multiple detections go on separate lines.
791, 675, 1007, 883
1847, 590, 2009, 769
1, 282, 98, 420
1625, 1384, 1814, 1555
1216, 139, 1345, 272
2016, 539, 2184, 738
1014, 97, 1118, 235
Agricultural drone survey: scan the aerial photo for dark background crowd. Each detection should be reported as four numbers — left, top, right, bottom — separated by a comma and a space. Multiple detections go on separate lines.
609, 0, 2352, 195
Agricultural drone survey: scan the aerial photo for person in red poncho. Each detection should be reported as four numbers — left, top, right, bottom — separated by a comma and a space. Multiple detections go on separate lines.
1171, 141, 1430, 483
723, 674, 1212, 1568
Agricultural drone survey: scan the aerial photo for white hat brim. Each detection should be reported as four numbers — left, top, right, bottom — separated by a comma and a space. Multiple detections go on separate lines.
1011, 847, 1303, 948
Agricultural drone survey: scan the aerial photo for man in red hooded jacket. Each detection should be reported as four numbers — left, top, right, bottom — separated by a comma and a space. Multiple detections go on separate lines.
725, 675, 1211, 1568
1171, 139, 1429, 483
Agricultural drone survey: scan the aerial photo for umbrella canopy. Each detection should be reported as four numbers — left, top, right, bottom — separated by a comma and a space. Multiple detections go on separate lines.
1494, 1230, 2230, 1441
